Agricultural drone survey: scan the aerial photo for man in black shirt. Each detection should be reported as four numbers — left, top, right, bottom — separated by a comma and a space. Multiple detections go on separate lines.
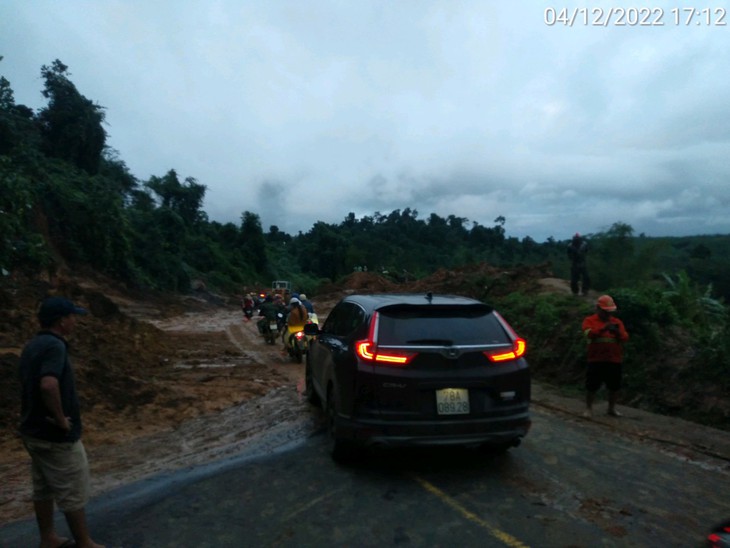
19, 296, 104, 548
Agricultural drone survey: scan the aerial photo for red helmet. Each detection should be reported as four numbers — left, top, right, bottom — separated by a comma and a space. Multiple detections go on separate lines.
596, 295, 617, 312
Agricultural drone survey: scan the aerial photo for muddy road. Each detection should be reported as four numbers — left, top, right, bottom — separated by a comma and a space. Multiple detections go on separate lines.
2, 399, 729, 547
2, 297, 730, 546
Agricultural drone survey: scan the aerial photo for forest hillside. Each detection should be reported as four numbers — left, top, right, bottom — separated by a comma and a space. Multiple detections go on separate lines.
1, 59, 729, 432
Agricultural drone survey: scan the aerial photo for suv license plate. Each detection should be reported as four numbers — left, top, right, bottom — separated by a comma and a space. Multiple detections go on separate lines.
436, 388, 470, 415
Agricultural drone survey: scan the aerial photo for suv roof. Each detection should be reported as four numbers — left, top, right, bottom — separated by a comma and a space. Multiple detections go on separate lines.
341, 292, 493, 311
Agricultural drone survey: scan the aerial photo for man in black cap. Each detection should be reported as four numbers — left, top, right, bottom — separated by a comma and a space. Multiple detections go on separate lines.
19, 296, 105, 548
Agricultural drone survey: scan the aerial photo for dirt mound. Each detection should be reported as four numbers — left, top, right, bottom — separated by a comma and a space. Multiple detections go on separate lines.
0, 277, 178, 435
317, 271, 398, 294
408, 262, 554, 299
320, 262, 555, 301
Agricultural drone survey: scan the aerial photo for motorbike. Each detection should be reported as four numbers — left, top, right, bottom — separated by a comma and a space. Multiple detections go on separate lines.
276, 311, 286, 333
257, 316, 279, 345
242, 303, 255, 321
284, 314, 319, 363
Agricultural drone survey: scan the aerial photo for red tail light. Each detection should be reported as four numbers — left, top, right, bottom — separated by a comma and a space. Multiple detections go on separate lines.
295, 331, 305, 340
484, 338, 527, 362
484, 311, 527, 363
356, 341, 416, 365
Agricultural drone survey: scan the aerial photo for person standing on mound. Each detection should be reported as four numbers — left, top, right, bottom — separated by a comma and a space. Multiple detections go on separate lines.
567, 232, 590, 295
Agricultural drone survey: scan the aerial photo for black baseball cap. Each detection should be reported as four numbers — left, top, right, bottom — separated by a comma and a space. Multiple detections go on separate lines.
38, 296, 88, 325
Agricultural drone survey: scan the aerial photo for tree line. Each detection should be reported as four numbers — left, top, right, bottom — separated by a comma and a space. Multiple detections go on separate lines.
2, 58, 730, 301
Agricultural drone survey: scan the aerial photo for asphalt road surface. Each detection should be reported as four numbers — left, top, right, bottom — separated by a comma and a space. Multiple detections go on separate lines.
1, 405, 728, 548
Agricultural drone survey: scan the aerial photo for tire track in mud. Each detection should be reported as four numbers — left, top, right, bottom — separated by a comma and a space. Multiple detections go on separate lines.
90, 385, 317, 498
226, 316, 290, 367
86, 305, 317, 497
226, 318, 257, 356
89, 309, 315, 513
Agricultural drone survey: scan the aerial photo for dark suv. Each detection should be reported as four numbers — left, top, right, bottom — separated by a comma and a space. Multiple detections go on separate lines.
304, 293, 531, 460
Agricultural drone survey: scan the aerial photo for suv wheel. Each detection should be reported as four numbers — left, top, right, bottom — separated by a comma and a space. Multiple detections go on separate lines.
304, 358, 320, 406
326, 388, 356, 463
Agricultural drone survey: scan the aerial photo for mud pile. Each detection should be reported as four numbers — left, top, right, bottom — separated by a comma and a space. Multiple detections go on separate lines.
0, 277, 175, 435
326, 262, 555, 300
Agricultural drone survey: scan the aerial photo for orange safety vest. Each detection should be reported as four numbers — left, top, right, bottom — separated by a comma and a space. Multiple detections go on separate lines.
582, 313, 629, 363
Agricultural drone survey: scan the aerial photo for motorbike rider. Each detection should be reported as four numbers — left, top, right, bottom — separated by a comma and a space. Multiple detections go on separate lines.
272, 294, 287, 330
283, 297, 309, 351
298, 293, 318, 324
299, 294, 314, 314
257, 295, 278, 334
241, 293, 255, 321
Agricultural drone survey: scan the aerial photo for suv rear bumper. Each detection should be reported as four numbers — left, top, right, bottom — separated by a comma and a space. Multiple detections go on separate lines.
336, 410, 531, 448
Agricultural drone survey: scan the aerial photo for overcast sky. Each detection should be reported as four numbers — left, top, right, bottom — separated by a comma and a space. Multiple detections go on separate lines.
2, 1, 729, 241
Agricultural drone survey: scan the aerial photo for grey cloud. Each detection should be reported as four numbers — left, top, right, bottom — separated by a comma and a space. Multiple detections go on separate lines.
2, 1, 729, 242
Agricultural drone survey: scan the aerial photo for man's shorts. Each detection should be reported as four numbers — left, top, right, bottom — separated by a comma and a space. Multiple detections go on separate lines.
21, 436, 90, 513
586, 361, 623, 392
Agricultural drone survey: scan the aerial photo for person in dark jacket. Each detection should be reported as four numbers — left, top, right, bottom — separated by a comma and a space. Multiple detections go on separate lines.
298, 293, 314, 314
19, 296, 105, 548
567, 232, 590, 295
257, 295, 279, 334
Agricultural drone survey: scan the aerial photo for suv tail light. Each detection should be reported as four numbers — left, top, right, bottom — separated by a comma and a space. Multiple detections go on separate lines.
356, 341, 416, 365
484, 338, 526, 362
484, 311, 527, 363
355, 311, 417, 366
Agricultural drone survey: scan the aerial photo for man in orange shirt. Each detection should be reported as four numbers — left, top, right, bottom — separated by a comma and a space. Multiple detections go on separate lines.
582, 294, 629, 418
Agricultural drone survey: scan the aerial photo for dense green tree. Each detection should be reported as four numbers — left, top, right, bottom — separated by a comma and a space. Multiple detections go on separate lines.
146, 169, 207, 227
0, 157, 47, 273
690, 243, 711, 260
266, 225, 291, 245
37, 60, 107, 174
297, 221, 347, 280
99, 149, 140, 199
587, 221, 664, 290
239, 211, 268, 275
469, 216, 506, 257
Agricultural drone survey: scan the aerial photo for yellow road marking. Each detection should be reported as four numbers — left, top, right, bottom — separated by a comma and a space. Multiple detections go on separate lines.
412, 475, 531, 548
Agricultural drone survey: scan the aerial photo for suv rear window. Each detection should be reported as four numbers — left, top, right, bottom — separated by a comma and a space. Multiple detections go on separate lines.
376, 306, 507, 346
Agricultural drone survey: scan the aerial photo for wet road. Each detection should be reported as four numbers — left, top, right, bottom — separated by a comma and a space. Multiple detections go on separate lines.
2, 406, 728, 547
